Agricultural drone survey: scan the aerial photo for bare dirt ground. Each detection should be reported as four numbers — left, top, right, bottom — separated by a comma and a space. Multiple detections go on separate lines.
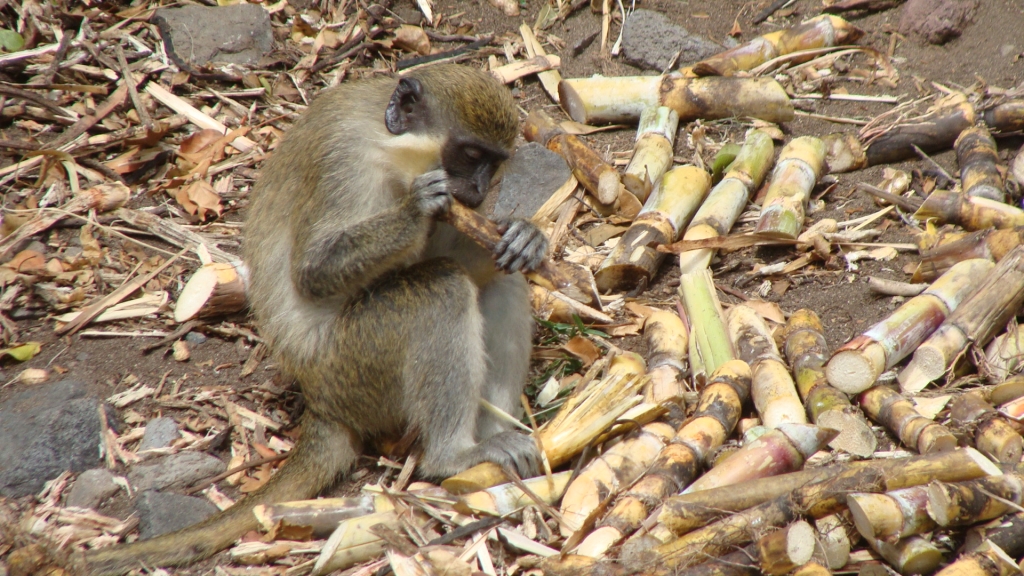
1, 0, 1024, 574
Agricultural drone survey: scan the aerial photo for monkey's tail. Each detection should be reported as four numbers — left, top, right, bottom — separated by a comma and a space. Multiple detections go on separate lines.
85, 418, 358, 576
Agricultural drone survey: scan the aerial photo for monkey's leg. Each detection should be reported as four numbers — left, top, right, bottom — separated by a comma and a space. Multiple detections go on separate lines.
85, 418, 358, 575
476, 272, 533, 440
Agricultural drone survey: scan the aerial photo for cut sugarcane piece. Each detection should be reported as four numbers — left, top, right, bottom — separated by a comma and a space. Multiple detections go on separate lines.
914, 188, 1024, 230
956, 125, 1006, 202
692, 15, 863, 77
558, 74, 794, 125
822, 132, 868, 173
711, 143, 741, 183
455, 471, 572, 516
678, 130, 775, 273
311, 510, 401, 575
963, 515, 1024, 558
814, 514, 851, 570
784, 309, 875, 457
253, 494, 380, 536
576, 360, 751, 558
793, 562, 831, 576
868, 536, 943, 576
680, 268, 734, 377
682, 423, 837, 494
756, 520, 818, 576
622, 106, 679, 202
859, 385, 956, 454
935, 541, 1019, 576
654, 448, 999, 539
755, 136, 826, 239
912, 227, 1024, 282
847, 485, 936, 542
642, 309, 689, 404
983, 99, 1024, 132
927, 474, 1023, 528
826, 258, 994, 394
595, 166, 711, 293
523, 109, 621, 204
983, 324, 1024, 382
530, 285, 613, 325
951, 390, 1024, 465
174, 261, 249, 322
728, 304, 806, 428
900, 245, 1024, 394
864, 94, 976, 166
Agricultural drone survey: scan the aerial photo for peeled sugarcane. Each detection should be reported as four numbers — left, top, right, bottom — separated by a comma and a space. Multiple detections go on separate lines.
826, 259, 994, 394
575, 360, 751, 558
558, 74, 794, 126
595, 166, 711, 293
174, 261, 249, 322
652, 448, 999, 541
311, 510, 403, 575
783, 310, 876, 457
681, 423, 837, 494
755, 520, 818, 576
676, 130, 775, 274
927, 474, 1024, 528
441, 357, 645, 494
868, 535, 943, 576
754, 137, 826, 239
983, 99, 1024, 133
253, 494, 380, 536
912, 227, 1024, 282
622, 107, 679, 201
522, 109, 623, 206
642, 309, 689, 404
859, 385, 957, 454
456, 470, 572, 516
680, 268, 734, 378
726, 304, 806, 428
982, 324, 1024, 382
913, 188, 1024, 231
955, 126, 1006, 202
950, 391, 1023, 465
824, 94, 975, 173
847, 485, 936, 542
558, 406, 685, 537
690, 15, 863, 77
899, 245, 1024, 394
935, 541, 1019, 576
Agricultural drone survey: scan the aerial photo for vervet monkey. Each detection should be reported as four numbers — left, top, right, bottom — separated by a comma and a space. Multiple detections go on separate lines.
86, 64, 545, 574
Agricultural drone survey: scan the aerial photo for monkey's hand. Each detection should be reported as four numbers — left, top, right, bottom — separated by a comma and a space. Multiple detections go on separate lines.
411, 169, 453, 218
494, 219, 548, 274
477, 431, 542, 477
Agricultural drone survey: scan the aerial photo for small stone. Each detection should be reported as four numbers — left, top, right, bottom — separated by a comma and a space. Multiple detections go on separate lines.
138, 417, 181, 452
620, 9, 721, 71
136, 491, 219, 540
66, 468, 120, 509
493, 143, 573, 220
153, 4, 273, 68
128, 451, 226, 492
898, 0, 979, 45
1001, 44, 1019, 57
0, 380, 110, 498
184, 331, 207, 345
75, 352, 90, 361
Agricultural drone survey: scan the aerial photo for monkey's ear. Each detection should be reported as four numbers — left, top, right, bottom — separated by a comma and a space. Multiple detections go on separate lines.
385, 77, 425, 134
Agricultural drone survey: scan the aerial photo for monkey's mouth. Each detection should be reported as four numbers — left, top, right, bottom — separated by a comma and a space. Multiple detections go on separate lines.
449, 179, 485, 208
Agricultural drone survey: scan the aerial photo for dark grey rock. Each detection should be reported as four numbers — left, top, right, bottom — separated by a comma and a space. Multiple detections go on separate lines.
136, 490, 219, 540
67, 468, 120, 509
128, 451, 226, 492
184, 331, 207, 345
899, 0, 979, 44
493, 143, 573, 220
153, 4, 273, 68
0, 380, 109, 498
138, 417, 181, 452
620, 9, 721, 71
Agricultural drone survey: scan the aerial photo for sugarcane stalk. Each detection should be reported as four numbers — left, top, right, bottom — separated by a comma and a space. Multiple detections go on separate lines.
914, 188, 1024, 231
681, 423, 837, 494
783, 309, 876, 457
691, 15, 863, 77
530, 285, 613, 325
680, 268, 734, 377
576, 360, 751, 559
174, 261, 249, 322
899, 245, 1024, 394
826, 258, 994, 394
822, 132, 867, 173
912, 227, 1024, 282
558, 74, 794, 126
927, 474, 1024, 528
312, 510, 402, 575
864, 95, 976, 167
643, 309, 689, 404
814, 514, 851, 570
754, 136, 826, 239
955, 126, 1006, 202
847, 485, 936, 542
951, 390, 1024, 465
983, 99, 1024, 133
756, 520, 818, 576
792, 562, 832, 576
935, 541, 1019, 576
455, 470, 572, 516
252, 494, 380, 536
523, 109, 622, 205
982, 324, 1024, 382
867, 535, 943, 576
859, 385, 957, 454
677, 130, 775, 273
963, 513, 1024, 558
727, 304, 806, 427
623, 106, 679, 202
595, 166, 711, 293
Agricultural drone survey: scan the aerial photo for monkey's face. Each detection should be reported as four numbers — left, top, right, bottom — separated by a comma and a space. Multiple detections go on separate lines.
441, 134, 509, 207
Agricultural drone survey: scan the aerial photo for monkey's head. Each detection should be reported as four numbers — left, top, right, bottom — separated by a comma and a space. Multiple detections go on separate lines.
385, 64, 519, 207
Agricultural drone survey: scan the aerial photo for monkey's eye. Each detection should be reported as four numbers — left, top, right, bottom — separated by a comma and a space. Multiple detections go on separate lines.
463, 146, 483, 161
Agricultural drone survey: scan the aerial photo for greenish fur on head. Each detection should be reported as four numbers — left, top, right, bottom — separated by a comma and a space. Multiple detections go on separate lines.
408, 64, 518, 149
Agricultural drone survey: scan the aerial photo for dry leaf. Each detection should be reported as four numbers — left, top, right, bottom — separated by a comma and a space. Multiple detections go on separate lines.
3, 250, 46, 273
0, 342, 42, 362
393, 25, 431, 55
745, 300, 786, 324
174, 180, 223, 219
80, 225, 102, 265
562, 335, 601, 366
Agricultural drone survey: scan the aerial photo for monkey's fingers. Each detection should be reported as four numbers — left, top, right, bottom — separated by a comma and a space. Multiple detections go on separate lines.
495, 220, 549, 273
412, 169, 453, 217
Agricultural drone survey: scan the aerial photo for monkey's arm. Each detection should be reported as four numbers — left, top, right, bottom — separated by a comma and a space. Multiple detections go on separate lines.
292, 171, 449, 300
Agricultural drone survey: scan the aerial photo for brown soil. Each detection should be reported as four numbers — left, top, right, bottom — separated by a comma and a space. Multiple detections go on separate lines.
2, 0, 1024, 574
